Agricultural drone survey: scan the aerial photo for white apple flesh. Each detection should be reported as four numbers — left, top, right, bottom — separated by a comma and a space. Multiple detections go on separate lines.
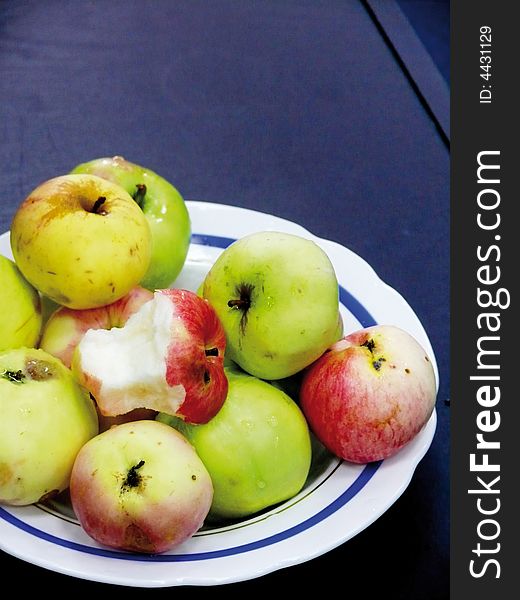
73, 288, 228, 424
70, 420, 213, 554
40, 286, 154, 368
300, 325, 437, 463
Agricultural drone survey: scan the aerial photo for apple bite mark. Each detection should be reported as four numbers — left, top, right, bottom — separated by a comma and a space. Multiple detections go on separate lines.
40, 286, 154, 369
74, 293, 186, 418
73, 289, 228, 424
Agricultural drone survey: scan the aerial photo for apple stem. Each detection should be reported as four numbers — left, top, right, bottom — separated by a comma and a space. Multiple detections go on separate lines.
227, 298, 249, 310
133, 183, 147, 208
91, 196, 107, 215
122, 460, 145, 490
1, 369, 26, 383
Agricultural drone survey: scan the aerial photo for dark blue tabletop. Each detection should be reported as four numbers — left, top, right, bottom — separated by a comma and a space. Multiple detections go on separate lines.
0, 1, 449, 596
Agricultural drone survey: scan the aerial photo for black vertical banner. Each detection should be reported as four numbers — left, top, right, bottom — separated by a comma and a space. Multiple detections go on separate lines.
451, 1, 517, 598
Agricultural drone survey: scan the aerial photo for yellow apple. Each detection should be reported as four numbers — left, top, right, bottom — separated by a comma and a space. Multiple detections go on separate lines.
10, 174, 152, 309
0, 255, 42, 351
0, 347, 99, 505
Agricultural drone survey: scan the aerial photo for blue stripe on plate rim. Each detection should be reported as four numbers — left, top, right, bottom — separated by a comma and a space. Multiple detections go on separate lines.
0, 232, 381, 562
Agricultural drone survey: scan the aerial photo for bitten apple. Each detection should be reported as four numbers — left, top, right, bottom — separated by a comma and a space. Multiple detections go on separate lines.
300, 325, 437, 464
73, 288, 227, 424
70, 420, 213, 553
40, 286, 154, 368
10, 174, 152, 309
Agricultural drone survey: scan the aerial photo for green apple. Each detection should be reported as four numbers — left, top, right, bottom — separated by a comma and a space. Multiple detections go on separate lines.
158, 365, 312, 520
202, 231, 340, 380
0, 347, 99, 505
70, 156, 191, 290
0, 255, 42, 351
10, 174, 152, 309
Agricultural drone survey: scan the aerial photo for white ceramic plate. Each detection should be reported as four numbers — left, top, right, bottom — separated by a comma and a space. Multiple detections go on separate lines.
0, 201, 438, 587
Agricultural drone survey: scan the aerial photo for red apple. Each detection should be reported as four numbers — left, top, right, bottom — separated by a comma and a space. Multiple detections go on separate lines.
300, 325, 437, 463
70, 420, 213, 553
40, 286, 154, 368
72, 288, 228, 424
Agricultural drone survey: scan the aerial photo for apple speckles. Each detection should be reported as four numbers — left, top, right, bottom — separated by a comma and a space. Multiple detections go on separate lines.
405, 368, 411, 374
0, 462, 13, 487
372, 357, 386, 371
360, 337, 387, 372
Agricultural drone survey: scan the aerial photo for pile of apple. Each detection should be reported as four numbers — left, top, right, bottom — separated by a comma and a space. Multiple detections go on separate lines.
0, 157, 437, 554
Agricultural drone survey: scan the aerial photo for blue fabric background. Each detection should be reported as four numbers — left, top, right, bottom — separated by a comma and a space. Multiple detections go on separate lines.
0, 1, 449, 596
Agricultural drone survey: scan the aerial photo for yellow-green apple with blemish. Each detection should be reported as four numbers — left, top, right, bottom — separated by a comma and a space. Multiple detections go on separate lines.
10, 174, 152, 309
158, 365, 312, 520
72, 289, 228, 424
202, 231, 340, 380
300, 325, 437, 464
0, 255, 42, 351
40, 286, 154, 369
70, 156, 191, 290
0, 347, 99, 506
69, 420, 213, 553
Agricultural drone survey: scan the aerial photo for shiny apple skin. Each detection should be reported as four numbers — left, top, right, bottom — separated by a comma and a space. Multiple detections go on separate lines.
10, 174, 151, 309
300, 325, 437, 464
70, 420, 213, 554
